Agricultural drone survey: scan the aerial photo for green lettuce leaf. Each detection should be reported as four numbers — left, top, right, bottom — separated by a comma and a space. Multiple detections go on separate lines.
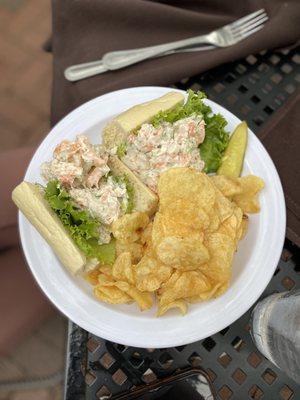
200, 112, 229, 173
151, 90, 229, 173
117, 142, 127, 158
151, 90, 207, 127
111, 175, 134, 213
44, 181, 116, 264
125, 179, 134, 214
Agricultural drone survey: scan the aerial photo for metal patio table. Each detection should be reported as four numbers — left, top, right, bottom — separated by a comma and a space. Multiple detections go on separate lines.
64, 46, 300, 400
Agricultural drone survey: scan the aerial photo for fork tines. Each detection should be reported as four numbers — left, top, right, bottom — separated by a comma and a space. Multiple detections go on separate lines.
230, 9, 268, 39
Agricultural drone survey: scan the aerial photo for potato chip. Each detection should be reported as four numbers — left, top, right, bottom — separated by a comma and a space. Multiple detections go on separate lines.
218, 206, 243, 245
112, 252, 135, 285
94, 285, 132, 304
156, 234, 209, 269
158, 270, 181, 292
114, 281, 153, 311
86, 268, 100, 285
213, 189, 235, 224
98, 265, 113, 277
135, 255, 172, 292
151, 213, 164, 248
212, 174, 264, 214
140, 222, 153, 245
210, 175, 243, 198
116, 241, 143, 264
152, 212, 202, 248
163, 199, 210, 231
233, 207, 244, 244
97, 273, 115, 285
240, 214, 249, 240
201, 232, 235, 283
157, 300, 187, 317
232, 175, 264, 213
158, 270, 211, 305
158, 168, 216, 214
187, 283, 222, 303
112, 212, 149, 243
205, 207, 220, 233
211, 281, 229, 297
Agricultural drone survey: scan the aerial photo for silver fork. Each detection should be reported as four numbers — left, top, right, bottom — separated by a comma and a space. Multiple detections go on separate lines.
103, 9, 268, 70
64, 45, 214, 82
64, 9, 268, 82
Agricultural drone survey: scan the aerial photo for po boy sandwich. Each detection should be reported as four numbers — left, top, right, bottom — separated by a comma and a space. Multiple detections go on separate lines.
104, 90, 230, 192
12, 135, 158, 274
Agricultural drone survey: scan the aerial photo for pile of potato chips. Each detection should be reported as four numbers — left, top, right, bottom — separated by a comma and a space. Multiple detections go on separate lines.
87, 168, 264, 316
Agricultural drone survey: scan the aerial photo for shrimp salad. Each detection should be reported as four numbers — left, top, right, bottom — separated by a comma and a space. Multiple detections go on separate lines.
42, 135, 132, 246
117, 115, 206, 192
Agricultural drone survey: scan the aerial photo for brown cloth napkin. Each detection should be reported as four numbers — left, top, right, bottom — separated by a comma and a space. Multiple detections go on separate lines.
260, 89, 300, 247
51, 0, 300, 125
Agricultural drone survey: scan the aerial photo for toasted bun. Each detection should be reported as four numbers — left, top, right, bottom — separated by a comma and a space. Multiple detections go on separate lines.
12, 182, 86, 274
103, 91, 184, 150
108, 156, 158, 216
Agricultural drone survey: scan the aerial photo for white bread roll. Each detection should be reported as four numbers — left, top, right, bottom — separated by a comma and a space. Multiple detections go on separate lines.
108, 156, 158, 216
12, 182, 86, 274
103, 91, 184, 150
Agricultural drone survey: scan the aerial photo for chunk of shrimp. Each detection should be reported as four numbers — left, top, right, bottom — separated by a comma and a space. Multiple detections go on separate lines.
86, 167, 105, 188
192, 120, 205, 145
60, 174, 76, 186
177, 153, 191, 165
54, 140, 81, 161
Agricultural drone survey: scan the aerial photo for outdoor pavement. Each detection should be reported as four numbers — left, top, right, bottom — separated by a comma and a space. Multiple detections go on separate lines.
0, 1, 65, 399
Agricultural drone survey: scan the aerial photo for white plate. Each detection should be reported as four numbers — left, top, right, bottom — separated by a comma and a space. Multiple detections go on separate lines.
19, 86, 286, 348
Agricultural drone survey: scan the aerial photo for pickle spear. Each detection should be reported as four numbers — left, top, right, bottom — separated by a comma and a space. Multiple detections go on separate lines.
217, 121, 248, 177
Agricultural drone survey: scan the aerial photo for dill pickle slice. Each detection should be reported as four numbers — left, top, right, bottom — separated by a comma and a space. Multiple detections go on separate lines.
217, 121, 248, 177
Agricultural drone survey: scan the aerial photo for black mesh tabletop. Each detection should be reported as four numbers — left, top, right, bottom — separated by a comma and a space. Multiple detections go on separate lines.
65, 47, 300, 400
